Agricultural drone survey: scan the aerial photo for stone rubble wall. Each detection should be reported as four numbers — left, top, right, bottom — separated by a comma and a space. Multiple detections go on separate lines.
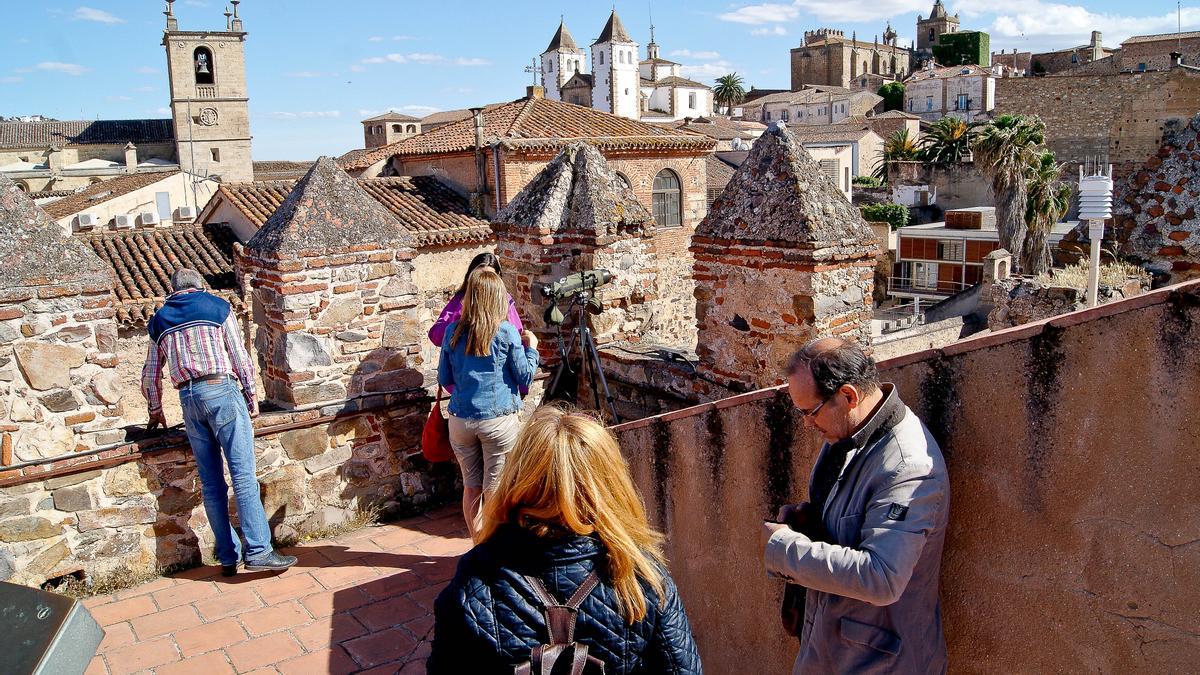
0, 400, 454, 587
1, 280, 125, 465
986, 275, 1148, 330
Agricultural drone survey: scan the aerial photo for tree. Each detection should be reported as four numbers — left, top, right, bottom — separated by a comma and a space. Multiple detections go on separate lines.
873, 128, 921, 181
920, 117, 977, 164
972, 114, 1046, 270
712, 74, 746, 116
878, 82, 905, 112
1023, 150, 1073, 275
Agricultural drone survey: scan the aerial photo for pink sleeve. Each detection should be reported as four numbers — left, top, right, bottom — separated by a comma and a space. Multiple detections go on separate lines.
429, 294, 463, 347
506, 295, 524, 333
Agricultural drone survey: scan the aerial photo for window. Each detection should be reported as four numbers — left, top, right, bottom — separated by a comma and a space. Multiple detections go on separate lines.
956, 93, 968, 110
782, 109, 790, 121
1070, 54, 1078, 64
689, 92, 696, 108
193, 47, 215, 85
938, 239, 964, 261
765, 110, 772, 121
652, 169, 682, 228
210, 148, 220, 162
912, 262, 938, 289
926, 96, 933, 111
908, 98, 914, 111
407, 124, 417, 133
155, 192, 172, 221
392, 124, 401, 132
1138, 62, 1147, 71
819, 158, 839, 185
600, 52, 605, 65
549, 60, 554, 71
844, 167, 850, 192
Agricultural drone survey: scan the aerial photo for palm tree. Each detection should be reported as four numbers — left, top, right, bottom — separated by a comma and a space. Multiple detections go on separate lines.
872, 128, 921, 182
920, 117, 976, 165
1023, 150, 1073, 276
712, 73, 746, 116
972, 114, 1046, 271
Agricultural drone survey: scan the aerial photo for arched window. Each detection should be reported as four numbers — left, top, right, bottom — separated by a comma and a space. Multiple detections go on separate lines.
652, 169, 682, 228
15, 181, 28, 192
407, 124, 417, 133
193, 47, 215, 85
392, 124, 402, 132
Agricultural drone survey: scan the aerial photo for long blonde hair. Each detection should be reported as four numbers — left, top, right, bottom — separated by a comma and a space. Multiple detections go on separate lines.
479, 406, 667, 623
450, 267, 508, 357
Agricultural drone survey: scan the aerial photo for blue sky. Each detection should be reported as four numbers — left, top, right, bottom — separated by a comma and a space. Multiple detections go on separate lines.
2, 1, 1195, 160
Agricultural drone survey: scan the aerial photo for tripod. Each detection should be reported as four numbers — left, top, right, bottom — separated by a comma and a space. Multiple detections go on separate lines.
545, 291, 621, 424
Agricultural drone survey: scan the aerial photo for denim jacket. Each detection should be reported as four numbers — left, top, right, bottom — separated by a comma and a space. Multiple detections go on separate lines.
437, 321, 539, 419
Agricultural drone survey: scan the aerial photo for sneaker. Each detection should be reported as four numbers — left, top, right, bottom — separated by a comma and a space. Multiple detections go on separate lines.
221, 562, 241, 577
244, 551, 298, 572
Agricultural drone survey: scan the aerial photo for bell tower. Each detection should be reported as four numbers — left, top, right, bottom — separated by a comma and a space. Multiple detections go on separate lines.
163, 0, 253, 184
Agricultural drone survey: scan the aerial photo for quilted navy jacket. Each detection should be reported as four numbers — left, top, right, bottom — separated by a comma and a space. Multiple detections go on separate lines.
427, 523, 703, 674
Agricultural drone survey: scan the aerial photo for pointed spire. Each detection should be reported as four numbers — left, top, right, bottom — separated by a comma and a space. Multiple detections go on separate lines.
595, 9, 633, 44
0, 174, 112, 290
696, 123, 873, 249
247, 157, 414, 255
545, 18, 578, 52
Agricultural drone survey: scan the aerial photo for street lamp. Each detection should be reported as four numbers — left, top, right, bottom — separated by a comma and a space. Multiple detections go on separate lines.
1078, 162, 1113, 307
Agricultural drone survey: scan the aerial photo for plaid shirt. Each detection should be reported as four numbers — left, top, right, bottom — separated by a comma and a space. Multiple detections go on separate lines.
141, 290, 258, 414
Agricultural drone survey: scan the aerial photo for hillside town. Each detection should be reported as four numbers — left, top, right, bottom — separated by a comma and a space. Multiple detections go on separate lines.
1, 1, 1198, 673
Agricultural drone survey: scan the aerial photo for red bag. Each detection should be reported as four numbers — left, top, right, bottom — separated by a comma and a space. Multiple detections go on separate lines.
422, 386, 454, 462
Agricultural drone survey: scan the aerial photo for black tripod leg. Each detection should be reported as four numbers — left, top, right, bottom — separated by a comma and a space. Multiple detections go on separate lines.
582, 328, 621, 424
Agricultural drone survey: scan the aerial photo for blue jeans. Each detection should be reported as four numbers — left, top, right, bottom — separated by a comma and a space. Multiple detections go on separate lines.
178, 377, 273, 566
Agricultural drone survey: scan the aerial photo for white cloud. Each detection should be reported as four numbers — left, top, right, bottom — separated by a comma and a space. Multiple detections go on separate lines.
718, 4, 800, 25
680, 60, 737, 80
37, 62, 89, 76
408, 53, 445, 64
751, 26, 788, 36
965, 1, 1200, 50
0, 76, 23, 84
350, 64, 367, 73
790, 0, 926, 22
454, 57, 490, 66
269, 111, 342, 120
73, 7, 124, 23
670, 49, 722, 60
134, 66, 159, 74
105, 95, 132, 102
368, 36, 385, 42
362, 54, 408, 64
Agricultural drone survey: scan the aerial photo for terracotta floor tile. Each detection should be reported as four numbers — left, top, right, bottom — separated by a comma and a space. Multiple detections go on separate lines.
343, 627, 418, 669
173, 617, 248, 658
155, 650, 236, 675
98, 621, 135, 651
103, 636, 178, 674
239, 601, 313, 636
255, 572, 323, 604
225, 633, 304, 672
194, 588, 264, 622
299, 586, 373, 618
152, 580, 220, 609
89, 595, 158, 627
310, 562, 381, 591
129, 604, 202, 640
84, 655, 108, 675
352, 594, 425, 632
275, 646, 359, 675
289, 613, 368, 651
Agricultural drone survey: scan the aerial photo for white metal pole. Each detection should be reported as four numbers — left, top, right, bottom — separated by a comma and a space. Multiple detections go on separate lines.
1086, 219, 1103, 307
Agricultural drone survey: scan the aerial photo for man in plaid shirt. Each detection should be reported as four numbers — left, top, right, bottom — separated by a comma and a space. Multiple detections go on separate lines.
142, 268, 296, 576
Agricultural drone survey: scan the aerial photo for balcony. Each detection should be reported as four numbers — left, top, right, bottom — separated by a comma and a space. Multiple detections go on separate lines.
196, 85, 217, 99
887, 275, 973, 297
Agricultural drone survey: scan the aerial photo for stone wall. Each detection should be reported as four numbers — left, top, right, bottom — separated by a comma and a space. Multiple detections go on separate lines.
986, 273, 1148, 330
889, 160, 994, 211
993, 68, 1200, 181
0, 398, 453, 587
612, 278, 1200, 674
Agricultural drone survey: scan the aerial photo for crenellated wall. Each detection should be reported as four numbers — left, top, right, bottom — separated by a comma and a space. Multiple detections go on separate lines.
612, 279, 1200, 674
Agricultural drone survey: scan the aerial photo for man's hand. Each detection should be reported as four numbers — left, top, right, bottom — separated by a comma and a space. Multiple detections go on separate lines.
147, 410, 167, 432
522, 330, 539, 350
762, 520, 788, 551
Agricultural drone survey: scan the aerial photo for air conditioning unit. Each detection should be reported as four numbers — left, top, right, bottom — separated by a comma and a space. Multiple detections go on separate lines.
175, 205, 198, 221
75, 213, 100, 230
113, 214, 135, 229
138, 211, 160, 227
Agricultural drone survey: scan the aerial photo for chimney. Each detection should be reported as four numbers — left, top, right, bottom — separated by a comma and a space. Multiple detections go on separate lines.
470, 107, 488, 216
1090, 31, 1103, 61
47, 146, 63, 175
124, 142, 138, 174
526, 85, 545, 100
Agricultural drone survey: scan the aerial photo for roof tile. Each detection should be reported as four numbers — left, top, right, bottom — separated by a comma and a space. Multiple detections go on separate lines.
42, 171, 181, 219
0, 119, 174, 150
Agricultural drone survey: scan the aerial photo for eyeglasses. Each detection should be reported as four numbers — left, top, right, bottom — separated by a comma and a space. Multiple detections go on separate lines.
796, 392, 836, 419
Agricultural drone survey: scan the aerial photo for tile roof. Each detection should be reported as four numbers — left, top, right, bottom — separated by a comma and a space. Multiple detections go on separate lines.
906, 64, 995, 81
564, 73, 595, 88
641, 57, 680, 66
873, 110, 922, 120
545, 20, 579, 51
653, 75, 711, 89
217, 176, 491, 247
253, 160, 314, 180
1123, 30, 1200, 44
706, 155, 737, 202
362, 112, 420, 122
0, 119, 174, 150
83, 223, 240, 326
41, 171, 180, 219
790, 123, 877, 143
343, 96, 714, 169
595, 10, 633, 44
335, 148, 372, 168
663, 117, 756, 141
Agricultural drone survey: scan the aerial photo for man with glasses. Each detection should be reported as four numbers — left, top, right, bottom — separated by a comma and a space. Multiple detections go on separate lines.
762, 337, 949, 674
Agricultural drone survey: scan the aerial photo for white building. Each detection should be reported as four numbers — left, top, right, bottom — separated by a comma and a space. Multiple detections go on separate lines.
539, 12, 712, 122
903, 63, 1003, 122
741, 87, 882, 126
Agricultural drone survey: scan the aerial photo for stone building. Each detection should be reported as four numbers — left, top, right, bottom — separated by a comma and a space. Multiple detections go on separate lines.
692, 122, 879, 392
916, 0, 960, 55
1117, 31, 1200, 72
538, 13, 712, 122
1031, 31, 1113, 75
0, 121, 178, 194
791, 27, 912, 89
362, 113, 422, 150
904, 63, 999, 122
39, 170, 217, 234
162, 0, 253, 184
741, 87, 882, 127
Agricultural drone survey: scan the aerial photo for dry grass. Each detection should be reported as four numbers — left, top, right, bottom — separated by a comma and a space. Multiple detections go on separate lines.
285, 503, 385, 547
1040, 259, 1151, 290
46, 563, 193, 600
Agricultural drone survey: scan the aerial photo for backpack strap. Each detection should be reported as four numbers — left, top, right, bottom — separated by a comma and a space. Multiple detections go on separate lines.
522, 573, 601, 645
